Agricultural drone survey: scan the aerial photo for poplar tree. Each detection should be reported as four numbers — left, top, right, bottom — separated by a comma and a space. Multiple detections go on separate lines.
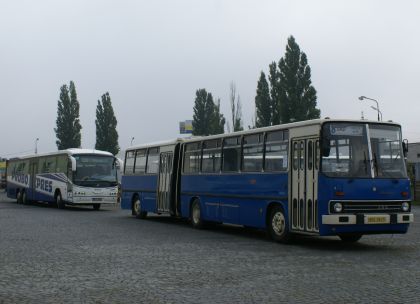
192, 89, 225, 136
229, 82, 243, 132
95, 92, 120, 155
278, 36, 320, 123
255, 72, 272, 128
55, 81, 82, 150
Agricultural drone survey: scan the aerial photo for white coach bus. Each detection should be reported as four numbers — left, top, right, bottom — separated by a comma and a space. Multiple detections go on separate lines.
6, 149, 120, 210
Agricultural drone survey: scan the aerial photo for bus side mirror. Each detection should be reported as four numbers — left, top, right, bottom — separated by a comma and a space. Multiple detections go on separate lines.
402, 139, 408, 158
69, 156, 77, 172
114, 158, 123, 171
321, 138, 330, 157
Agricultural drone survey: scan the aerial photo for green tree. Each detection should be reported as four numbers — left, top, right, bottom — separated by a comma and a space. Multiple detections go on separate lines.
95, 92, 120, 155
192, 89, 225, 136
55, 81, 82, 149
278, 36, 320, 123
212, 97, 226, 134
229, 82, 243, 132
255, 72, 272, 128
268, 62, 281, 125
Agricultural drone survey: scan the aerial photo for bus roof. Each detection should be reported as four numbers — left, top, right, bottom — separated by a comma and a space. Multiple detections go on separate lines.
127, 138, 187, 152
8, 148, 114, 161
125, 118, 402, 152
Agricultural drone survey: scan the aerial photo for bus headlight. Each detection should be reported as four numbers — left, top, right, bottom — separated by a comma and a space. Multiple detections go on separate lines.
402, 202, 410, 212
334, 202, 343, 213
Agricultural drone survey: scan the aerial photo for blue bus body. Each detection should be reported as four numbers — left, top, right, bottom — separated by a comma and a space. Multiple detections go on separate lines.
121, 119, 413, 242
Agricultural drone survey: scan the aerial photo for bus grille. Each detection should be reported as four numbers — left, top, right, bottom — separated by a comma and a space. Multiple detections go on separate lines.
330, 201, 407, 214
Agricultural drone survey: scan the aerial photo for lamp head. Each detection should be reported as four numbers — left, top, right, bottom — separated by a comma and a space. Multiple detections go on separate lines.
358, 96, 365, 101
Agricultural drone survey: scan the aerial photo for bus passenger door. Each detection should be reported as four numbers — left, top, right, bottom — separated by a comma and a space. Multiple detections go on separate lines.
157, 152, 173, 213
291, 138, 319, 233
291, 140, 305, 231
305, 139, 319, 233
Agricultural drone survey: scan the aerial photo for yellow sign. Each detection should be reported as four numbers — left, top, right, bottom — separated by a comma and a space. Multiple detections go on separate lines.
367, 216, 387, 224
0, 161, 6, 169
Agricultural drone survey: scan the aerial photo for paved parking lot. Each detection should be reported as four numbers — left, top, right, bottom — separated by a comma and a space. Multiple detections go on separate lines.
0, 191, 419, 303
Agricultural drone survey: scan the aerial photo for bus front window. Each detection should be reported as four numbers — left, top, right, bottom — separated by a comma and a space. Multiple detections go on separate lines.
73, 155, 118, 187
321, 123, 407, 179
321, 123, 370, 178
369, 125, 407, 178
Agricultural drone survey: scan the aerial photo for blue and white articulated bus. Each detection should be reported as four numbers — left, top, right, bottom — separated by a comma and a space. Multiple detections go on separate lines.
7, 149, 120, 210
121, 119, 413, 243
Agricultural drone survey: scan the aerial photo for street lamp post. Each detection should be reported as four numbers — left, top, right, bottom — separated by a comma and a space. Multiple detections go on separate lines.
35, 138, 39, 154
358, 96, 382, 121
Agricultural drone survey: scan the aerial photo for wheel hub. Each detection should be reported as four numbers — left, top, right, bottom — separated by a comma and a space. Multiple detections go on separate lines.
272, 212, 285, 235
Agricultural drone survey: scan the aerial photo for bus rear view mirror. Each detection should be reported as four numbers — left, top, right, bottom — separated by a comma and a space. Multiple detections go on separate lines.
69, 156, 77, 172
321, 138, 330, 157
402, 139, 408, 158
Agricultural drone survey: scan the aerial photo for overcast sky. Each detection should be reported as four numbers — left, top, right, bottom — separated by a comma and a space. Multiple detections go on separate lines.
1, 0, 419, 157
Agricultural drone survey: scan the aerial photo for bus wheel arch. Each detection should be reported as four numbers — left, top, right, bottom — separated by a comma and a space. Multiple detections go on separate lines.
266, 202, 292, 243
132, 194, 147, 219
55, 189, 65, 209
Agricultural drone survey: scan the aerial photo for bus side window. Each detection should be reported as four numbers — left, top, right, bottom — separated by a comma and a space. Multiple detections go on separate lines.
183, 143, 201, 173
222, 136, 241, 172
265, 130, 288, 172
242, 133, 263, 172
124, 151, 135, 175
202, 140, 221, 173
135, 149, 147, 174
146, 147, 159, 174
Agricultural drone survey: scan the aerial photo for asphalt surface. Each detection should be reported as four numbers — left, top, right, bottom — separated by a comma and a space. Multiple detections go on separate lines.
0, 191, 419, 303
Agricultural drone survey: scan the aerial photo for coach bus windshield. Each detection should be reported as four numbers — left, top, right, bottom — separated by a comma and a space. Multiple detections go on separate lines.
321, 123, 407, 179
73, 155, 118, 187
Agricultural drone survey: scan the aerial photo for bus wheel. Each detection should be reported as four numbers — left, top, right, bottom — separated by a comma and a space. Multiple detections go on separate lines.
16, 190, 22, 204
338, 233, 362, 243
191, 199, 204, 229
132, 197, 147, 219
22, 190, 29, 205
93, 204, 101, 211
268, 206, 291, 243
56, 192, 65, 209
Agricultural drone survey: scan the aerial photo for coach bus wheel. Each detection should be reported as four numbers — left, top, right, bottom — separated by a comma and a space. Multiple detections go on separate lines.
191, 200, 204, 229
16, 190, 21, 204
268, 206, 291, 243
132, 197, 147, 219
93, 204, 101, 211
22, 190, 29, 205
338, 233, 362, 243
56, 192, 65, 209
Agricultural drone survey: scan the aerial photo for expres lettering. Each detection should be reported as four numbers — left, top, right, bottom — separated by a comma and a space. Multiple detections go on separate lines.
36, 178, 53, 193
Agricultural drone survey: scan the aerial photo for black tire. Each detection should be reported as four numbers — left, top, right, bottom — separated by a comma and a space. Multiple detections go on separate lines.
93, 203, 101, 211
338, 233, 363, 243
191, 199, 204, 229
132, 196, 147, 219
56, 192, 65, 209
268, 205, 291, 243
22, 190, 29, 205
16, 190, 23, 204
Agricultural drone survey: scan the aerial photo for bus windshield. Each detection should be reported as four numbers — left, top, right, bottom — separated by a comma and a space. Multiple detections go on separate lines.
73, 155, 118, 187
321, 123, 407, 179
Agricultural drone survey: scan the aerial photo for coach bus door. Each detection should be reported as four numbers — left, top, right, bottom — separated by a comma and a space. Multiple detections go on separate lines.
157, 152, 173, 213
291, 138, 319, 233
29, 161, 38, 200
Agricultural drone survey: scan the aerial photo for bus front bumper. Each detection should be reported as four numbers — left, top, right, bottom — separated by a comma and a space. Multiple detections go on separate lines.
322, 213, 414, 225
